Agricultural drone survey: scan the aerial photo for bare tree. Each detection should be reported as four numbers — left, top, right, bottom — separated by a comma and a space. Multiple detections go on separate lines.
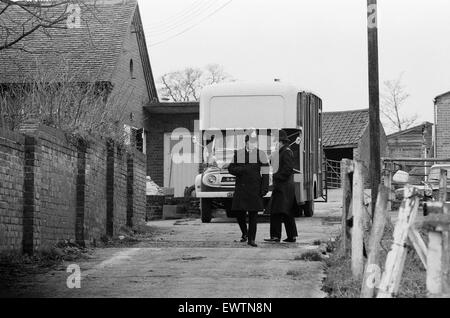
0, 62, 130, 143
381, 73, 418, 133
158, 64, 233, 102
0, 0, 96, 51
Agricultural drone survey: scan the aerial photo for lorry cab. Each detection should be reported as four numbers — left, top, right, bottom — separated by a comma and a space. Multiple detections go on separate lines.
194, 82, 322, 223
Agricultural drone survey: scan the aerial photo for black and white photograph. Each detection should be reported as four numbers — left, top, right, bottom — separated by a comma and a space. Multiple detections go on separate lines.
0, 0, 450, 304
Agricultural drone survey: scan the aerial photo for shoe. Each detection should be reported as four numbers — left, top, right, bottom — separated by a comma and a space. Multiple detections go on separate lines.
283, 238, 296, 243
248, 241, 258, 247
264, 238, 281, 242
240, 236, 248, 243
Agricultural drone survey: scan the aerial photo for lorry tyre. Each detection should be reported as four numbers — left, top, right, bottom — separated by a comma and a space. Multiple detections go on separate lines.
201, 198, 212, 223
226, 210, 236, 218
303, 200, 314, 217
224, 200, 235, 218
296, 204, 304, 218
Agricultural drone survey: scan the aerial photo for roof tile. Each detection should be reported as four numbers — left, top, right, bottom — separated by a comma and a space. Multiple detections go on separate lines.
323, 109, 369, 147
0, 0, 138, 83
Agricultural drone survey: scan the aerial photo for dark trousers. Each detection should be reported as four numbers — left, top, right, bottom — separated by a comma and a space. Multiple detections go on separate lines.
270, 213, 298, 239
236, 211, 258, 242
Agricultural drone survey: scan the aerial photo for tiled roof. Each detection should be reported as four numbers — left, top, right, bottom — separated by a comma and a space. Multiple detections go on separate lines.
0, 0, 138, 83
322, 109, 369, 148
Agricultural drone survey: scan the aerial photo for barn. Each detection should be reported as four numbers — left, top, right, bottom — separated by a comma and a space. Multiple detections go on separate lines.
387, 122, 433, 159
322, 109, 389, 188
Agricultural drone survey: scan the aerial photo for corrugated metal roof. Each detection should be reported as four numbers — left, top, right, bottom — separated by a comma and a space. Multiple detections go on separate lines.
322, 109, 369, 148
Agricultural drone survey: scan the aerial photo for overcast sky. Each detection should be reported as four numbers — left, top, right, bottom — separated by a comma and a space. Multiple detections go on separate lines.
138, 0, 450, 130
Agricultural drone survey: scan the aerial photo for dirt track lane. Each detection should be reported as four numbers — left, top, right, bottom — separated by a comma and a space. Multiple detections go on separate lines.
0, 191, 342, 298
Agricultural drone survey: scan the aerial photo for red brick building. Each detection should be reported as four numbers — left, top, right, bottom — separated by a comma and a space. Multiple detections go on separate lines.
0, 0, 157, 142
434, 92, 450, 158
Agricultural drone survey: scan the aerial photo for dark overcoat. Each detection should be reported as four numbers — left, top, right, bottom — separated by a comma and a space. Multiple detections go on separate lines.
228, 148, 269, 212
270, 145, 298, 216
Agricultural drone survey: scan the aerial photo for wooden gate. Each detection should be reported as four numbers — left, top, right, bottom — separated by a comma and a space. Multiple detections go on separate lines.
325, 159, 342, 189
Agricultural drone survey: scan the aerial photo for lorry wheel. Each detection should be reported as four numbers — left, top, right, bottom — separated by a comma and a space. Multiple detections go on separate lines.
201, 198, 212, 223
224, 200, 235, 218
226, 209, 236, 218
303, 200, 314, 217
296, 204, 304, 218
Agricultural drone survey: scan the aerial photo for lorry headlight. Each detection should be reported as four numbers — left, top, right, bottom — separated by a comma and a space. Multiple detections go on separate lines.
206, 175, 218, 184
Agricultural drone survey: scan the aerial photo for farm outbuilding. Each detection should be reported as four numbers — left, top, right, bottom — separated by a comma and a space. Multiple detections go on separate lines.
322, 109, 389, 188
387, 122, 434, 159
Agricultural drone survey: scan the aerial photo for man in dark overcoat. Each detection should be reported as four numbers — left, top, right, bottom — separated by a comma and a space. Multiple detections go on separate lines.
265, 130, 299, 243
228, 132, 269, 247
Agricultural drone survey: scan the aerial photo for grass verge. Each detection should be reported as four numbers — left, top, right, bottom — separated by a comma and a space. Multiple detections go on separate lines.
322, 225, 427, 298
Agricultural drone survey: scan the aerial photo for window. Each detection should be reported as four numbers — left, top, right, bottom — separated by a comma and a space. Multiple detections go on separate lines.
130, 59, 135, 79
124, 124, 146, 154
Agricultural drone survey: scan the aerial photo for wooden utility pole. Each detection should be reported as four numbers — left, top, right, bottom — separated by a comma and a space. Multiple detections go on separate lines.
367, 0, 381, 217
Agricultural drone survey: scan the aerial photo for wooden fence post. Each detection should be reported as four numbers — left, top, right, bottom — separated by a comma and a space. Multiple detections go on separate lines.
439, 169, 447, 203
383, 161, 393, 211
361, 185, 388, 298
444, 203, 450, 294
439, 170, 449, 294
422, 200, 450, 298
341, 159, 353, 254
377, 186, 419, 298
427, 229, 444, 296
352, 160, 365, 279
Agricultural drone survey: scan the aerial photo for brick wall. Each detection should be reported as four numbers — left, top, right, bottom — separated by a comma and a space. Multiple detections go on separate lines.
112, 146, 127, 235
0, 129, 25, 252
132, 150, 147, 226
146, 196, 165, 220
84, 138, 107, 245
0, 124, 147, 253
435, 94, 450, 158
35, 126, 78, 249
145, 195, 200, 221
